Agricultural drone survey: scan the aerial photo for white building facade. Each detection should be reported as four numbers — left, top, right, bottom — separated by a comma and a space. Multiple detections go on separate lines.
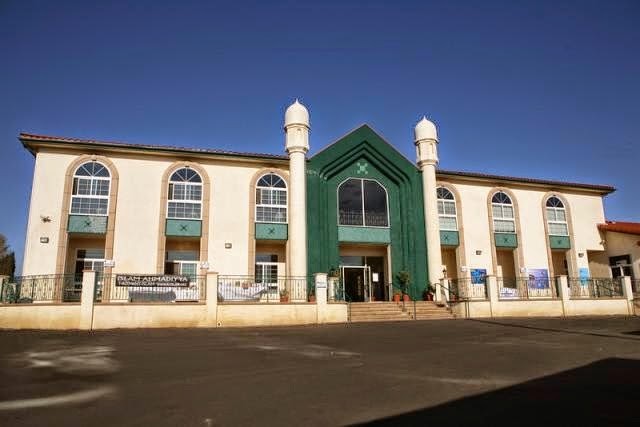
3, 100, 636, 329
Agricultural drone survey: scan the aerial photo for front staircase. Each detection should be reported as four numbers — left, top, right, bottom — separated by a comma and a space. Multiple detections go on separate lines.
348, 301, 455, 323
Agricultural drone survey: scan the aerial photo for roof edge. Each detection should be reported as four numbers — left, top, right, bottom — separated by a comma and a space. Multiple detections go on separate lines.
436, 169, 615, 195
19, 132, 289, 163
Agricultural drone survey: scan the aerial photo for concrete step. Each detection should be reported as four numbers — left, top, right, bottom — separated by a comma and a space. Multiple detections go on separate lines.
348, 301, 455, 322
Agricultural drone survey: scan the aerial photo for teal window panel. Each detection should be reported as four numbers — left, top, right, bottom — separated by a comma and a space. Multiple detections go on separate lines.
440, 230, 459, 247
166, 219, 202, 237
68, 215, 107, 234
338, 226, 391, 244
255, 223, 288, 240
494, 232, 517, 248
549, 235, 571, 249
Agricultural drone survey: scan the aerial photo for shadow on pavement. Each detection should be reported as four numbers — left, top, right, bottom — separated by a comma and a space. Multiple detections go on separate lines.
355, 358, 640, 426
469, 318, 640, 342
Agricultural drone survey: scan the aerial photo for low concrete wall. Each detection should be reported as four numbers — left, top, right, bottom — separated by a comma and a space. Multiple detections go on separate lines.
493, 299, 564, 317
566, 299, 630, 316
0, 302, 350, 330
0, 304, 81, 329
325, 303, 348, 323
92, 304, 208, 329
453, 298, 632, 319
451, 300, 492, 318
217, 303, 318, 327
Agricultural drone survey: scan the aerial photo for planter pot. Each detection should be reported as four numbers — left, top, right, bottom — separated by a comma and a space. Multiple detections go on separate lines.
393, 294, 401, 302
402, 294, 410, 302
308, 296, 316, 303
426, 293, 434, 301
280, 296, 289, 303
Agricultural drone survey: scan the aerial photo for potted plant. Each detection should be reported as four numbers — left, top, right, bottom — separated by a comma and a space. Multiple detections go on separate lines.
328, 267, 340, 278
423, 284, 435, 301
397, 271, 411, 302
308, 288, 316, 303
279, 288, 289, 303
392, 290, 401, 302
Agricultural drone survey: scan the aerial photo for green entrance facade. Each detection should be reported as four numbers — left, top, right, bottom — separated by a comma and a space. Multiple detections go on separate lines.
306, 125, 428, 300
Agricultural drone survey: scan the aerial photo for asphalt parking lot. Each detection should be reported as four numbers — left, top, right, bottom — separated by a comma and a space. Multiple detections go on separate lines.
1, 316, 640, 426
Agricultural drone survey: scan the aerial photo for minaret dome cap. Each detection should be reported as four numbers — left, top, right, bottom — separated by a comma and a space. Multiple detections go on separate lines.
284, 99, 310, 127
414, 116, 438, 142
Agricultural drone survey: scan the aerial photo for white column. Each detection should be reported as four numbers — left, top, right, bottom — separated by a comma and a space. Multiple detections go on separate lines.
315, 272, 328, 324
288, 149, 307, 278
486, 275, 498, 317
421, 163, 442, 288
284, 100, 310, 280
415, 117, 443, 289
557, 275, 569, 316
206, 271, 219, 326
622, 276, 634, 315
80, 270, 96, 330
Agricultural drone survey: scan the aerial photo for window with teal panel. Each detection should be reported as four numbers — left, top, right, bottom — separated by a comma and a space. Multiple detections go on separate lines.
167, 168, 202, 220
338, 178, 388, 227
491, 192, 515, 233
70, 161, 111, 216
256, 173, 287, 223
546, 196, 569, 236
437, 187, 457, 231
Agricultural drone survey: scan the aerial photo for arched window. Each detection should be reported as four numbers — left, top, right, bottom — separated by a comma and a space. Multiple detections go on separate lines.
338, 178, 388, 227
491, 191, 515, 233
256, 173, 287, 223
546, 196, 568, 236
167, 168, 202, 219
71, 161, 111, 215
437, 187, 457, 231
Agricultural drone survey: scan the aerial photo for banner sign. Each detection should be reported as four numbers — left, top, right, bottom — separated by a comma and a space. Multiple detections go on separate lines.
115, 274, 190, 287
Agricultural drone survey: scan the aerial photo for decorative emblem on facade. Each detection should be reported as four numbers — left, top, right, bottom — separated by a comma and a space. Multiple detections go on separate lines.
356, 161, 369, 175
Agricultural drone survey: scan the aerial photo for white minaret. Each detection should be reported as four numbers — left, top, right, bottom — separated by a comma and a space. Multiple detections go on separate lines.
415, 117, 443, 290
284, 100, 310, 278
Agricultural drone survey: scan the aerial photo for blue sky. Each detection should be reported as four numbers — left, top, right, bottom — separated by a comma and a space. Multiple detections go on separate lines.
1, 0, 639, 271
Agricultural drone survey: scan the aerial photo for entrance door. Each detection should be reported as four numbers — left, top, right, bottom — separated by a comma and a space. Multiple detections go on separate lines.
341, 266, 371, 302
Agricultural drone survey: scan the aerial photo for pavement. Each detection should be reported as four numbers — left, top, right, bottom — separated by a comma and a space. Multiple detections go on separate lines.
1, 316, 640, 426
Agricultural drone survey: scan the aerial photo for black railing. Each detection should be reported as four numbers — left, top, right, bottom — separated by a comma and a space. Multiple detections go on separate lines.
338, 211, 388, 227
327, 276, 347, 302
0, 274, 82, 303
631, 279, 640, 299
217, 276, 309, 303
98, 274, 206, 303
497, 277, 557, 300
449, 277, 487, 300
568, 277, 624, 299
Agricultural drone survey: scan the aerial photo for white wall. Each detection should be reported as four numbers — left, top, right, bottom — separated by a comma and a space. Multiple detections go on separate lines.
23, 151, 76, 275
23, 149, 289, 277
438, 179, 607, 277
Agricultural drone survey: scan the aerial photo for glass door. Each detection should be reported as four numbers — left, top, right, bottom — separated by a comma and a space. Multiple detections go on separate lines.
340, 265, 372, 302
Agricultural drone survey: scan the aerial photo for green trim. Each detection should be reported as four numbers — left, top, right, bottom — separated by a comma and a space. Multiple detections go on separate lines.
255, 223, 288, 240
495, 232, 518, 248
307, 125, 428, 300
549, 235, 571, 249
440, 230, 459, 247
338, 226, 391, 244
165, 219, 202, 237
68, 215, 107, 234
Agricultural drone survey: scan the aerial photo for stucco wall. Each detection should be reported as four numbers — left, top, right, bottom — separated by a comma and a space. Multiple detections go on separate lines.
217, 303, 318, 327
0, 304, 81, 329
23, 151, 77, 275
22, 150, 289, 277
92, 304, 207, 329
437, 179, 606, 278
